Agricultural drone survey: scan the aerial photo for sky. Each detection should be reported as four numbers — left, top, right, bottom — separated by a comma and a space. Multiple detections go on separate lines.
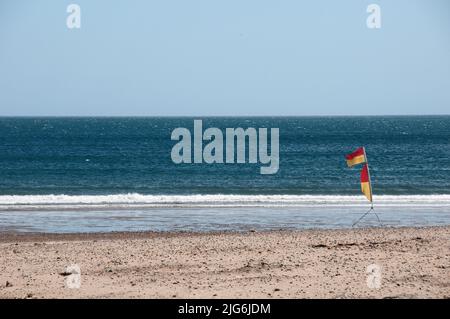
0, 0, 449, 116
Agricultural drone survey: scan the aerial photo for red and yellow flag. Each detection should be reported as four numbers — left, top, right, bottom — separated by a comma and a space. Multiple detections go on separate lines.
360, 164, 373, 202
346, 147, 366, 167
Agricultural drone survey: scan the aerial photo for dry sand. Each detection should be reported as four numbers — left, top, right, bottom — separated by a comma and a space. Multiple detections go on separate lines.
0, 226, 449, 299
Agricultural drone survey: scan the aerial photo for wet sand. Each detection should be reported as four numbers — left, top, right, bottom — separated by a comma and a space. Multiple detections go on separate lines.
0, 226, 449, 299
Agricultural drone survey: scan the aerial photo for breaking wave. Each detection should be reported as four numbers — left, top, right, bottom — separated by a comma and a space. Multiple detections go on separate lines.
1, 194, 450, 211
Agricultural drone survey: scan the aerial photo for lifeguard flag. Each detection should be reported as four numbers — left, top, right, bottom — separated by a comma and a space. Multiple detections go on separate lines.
346, 147, 366, 167
360, 164, 373, 202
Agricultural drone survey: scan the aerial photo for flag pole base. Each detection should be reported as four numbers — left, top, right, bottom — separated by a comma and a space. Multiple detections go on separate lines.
352, 207, 383, 228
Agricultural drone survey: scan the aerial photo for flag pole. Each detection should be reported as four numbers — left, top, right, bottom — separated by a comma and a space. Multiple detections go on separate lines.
363, 147, 374, 210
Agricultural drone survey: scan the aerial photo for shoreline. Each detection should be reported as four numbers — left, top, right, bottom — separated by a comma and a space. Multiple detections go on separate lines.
0, 225, 447, 242
1, 226, 449, 298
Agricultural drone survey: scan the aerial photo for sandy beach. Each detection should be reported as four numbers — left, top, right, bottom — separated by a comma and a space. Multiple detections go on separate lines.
0, 226, 449, 299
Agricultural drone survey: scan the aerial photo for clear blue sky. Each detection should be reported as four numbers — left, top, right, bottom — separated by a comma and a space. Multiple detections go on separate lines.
0, 0, 449, 116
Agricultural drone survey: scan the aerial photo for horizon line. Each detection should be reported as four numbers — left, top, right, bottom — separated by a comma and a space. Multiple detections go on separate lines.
0, 114, 450, 118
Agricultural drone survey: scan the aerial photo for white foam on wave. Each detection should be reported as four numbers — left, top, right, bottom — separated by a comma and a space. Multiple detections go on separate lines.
1, 194, 450, 210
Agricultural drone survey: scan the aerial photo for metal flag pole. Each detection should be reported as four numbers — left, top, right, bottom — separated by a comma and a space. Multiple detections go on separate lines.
363, 147, 374, 210
352, 147, 382, 227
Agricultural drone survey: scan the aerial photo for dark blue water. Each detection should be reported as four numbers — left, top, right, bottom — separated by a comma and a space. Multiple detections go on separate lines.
1, 116, 450, 232
0, 116, 449, 196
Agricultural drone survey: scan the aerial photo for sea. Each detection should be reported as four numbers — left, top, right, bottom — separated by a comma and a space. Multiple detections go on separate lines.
1, 116, 450, 233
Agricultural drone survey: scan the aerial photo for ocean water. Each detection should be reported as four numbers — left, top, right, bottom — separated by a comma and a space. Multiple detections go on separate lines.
0, 116, 450, 232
